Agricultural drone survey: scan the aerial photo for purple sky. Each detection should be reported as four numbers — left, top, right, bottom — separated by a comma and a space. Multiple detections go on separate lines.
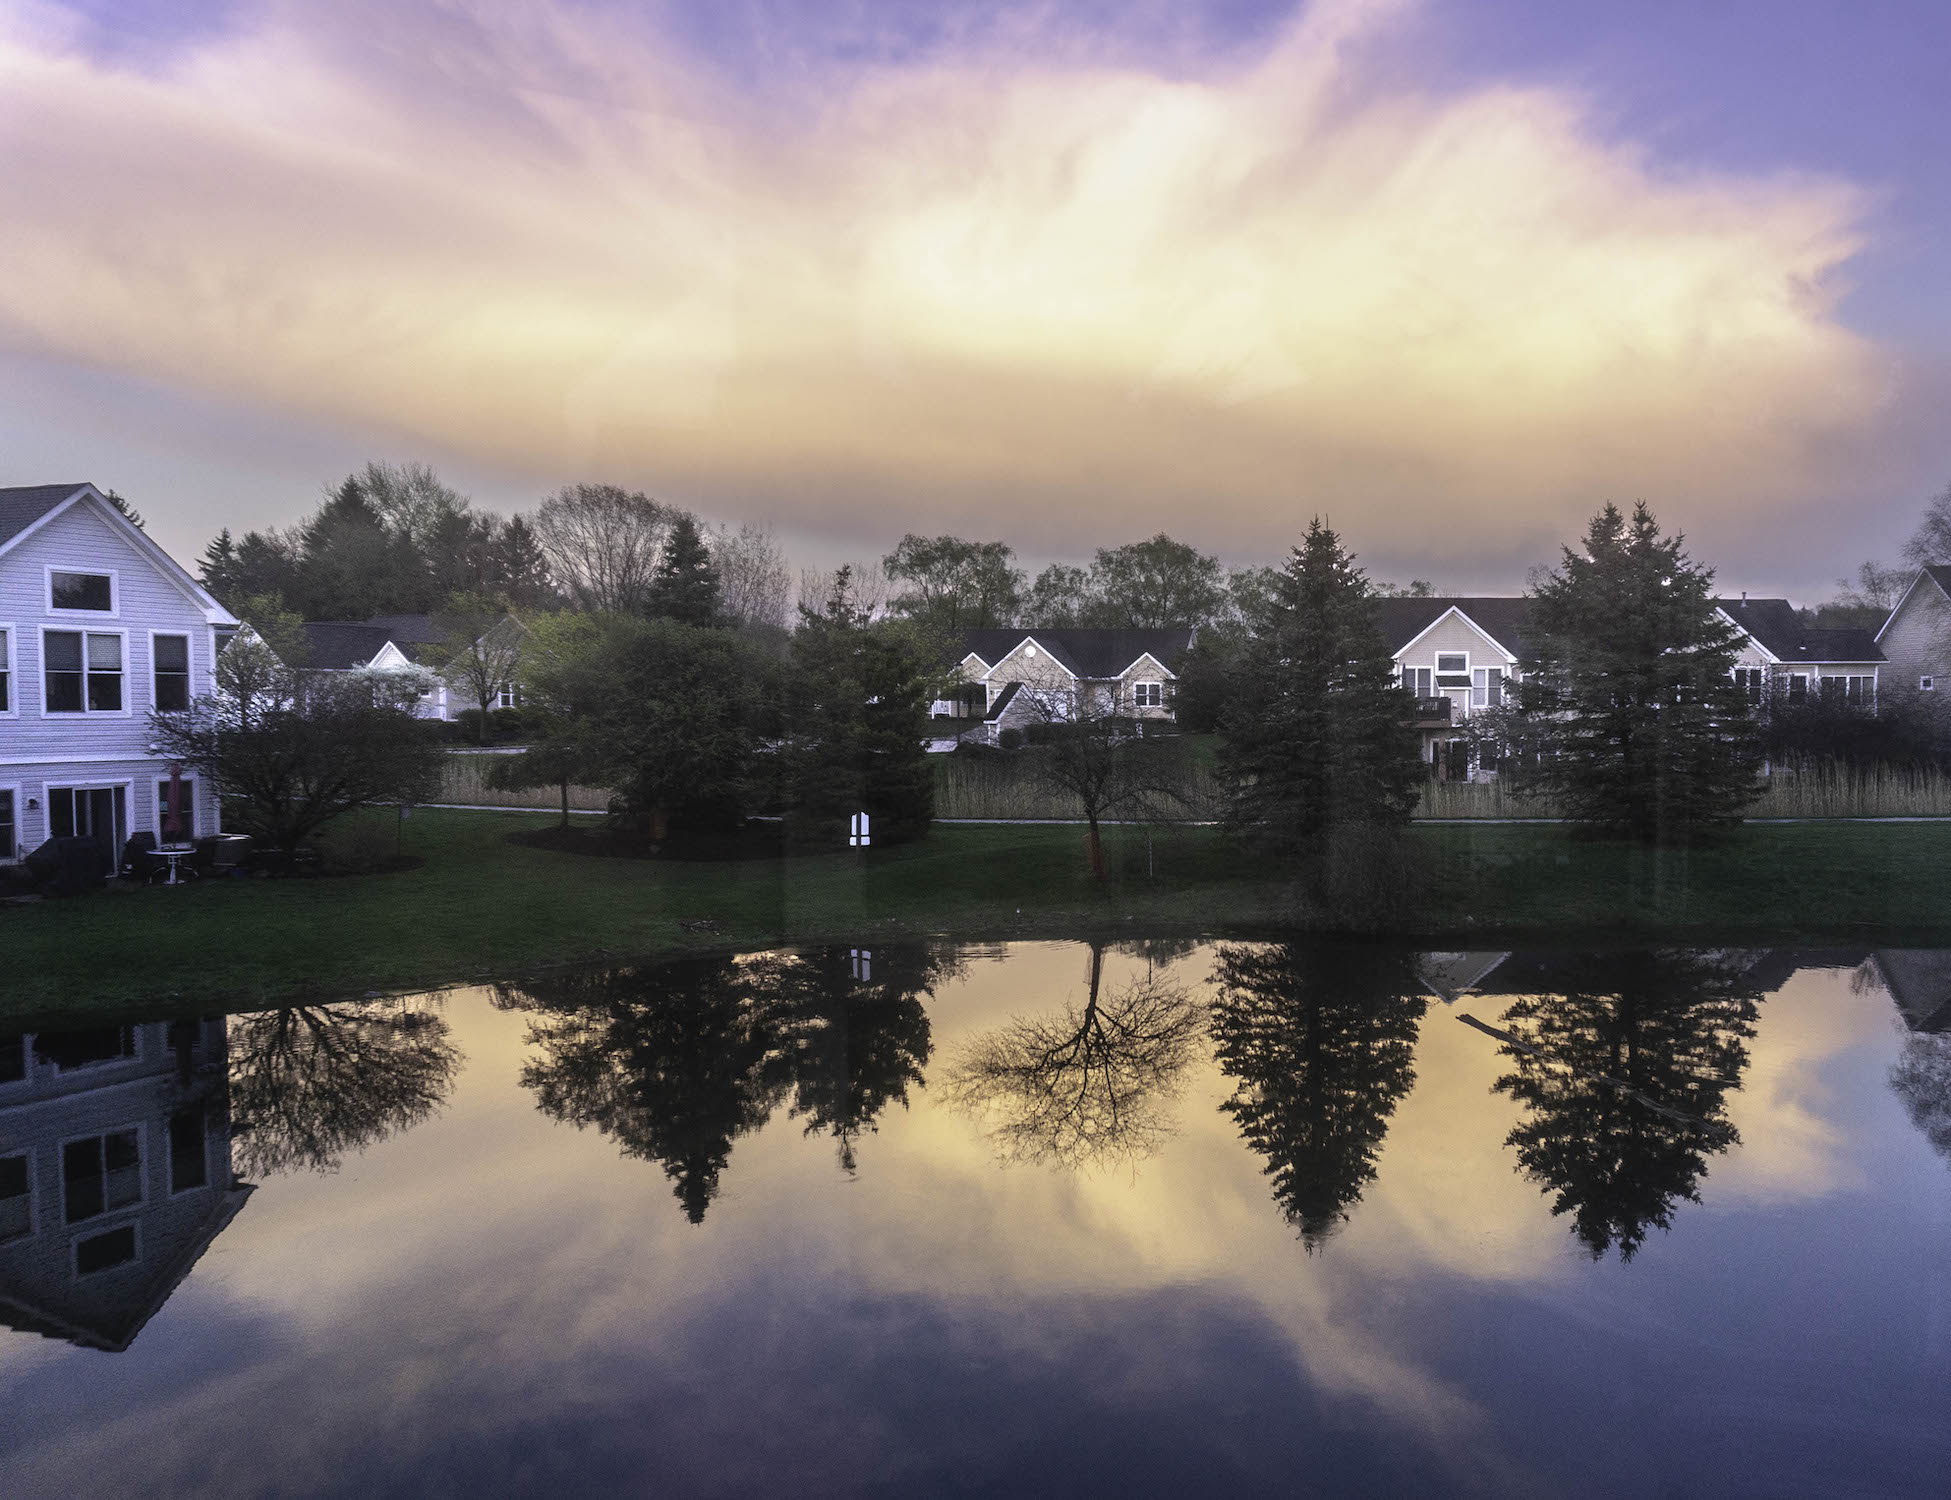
4, 0, 1947, 596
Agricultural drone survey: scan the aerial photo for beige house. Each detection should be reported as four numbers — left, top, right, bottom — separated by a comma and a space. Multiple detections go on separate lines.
1377, 598, 1532, 780
936, 628, 1194, 744
1717, 597, 1881, 708
1874, 566, 1951, 700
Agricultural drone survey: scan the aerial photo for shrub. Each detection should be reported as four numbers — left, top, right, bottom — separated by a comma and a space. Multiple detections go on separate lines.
998, 727, 1026, 750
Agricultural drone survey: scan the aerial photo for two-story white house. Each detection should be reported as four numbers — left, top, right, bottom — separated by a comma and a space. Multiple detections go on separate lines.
1377, 598, 1532, 780
0, 483, 238, 868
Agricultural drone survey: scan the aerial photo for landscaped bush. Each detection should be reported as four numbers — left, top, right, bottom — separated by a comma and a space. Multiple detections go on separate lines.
998, 727, 1026, 751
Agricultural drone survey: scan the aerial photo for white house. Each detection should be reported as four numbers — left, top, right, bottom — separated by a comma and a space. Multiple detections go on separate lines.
936, 628, 1195, 744
300, 613, 525, 721
0, 483, 238, 867
1873, 566, 1951, 700
1716, 596, 1882, 708
1376, 598, 1532, 779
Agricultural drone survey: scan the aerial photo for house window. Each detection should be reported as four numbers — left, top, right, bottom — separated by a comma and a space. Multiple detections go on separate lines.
153, 634, 190, 711
44, 630, 123, 712
1436, 653, 1468, 674
496, 682, 518, 710
63, 1128, 142, 1224
1133, 681, 1163, 708
1470, 667, 1505, 708
1820, 675, 1876, 705
75, 1225, 138, 1276
169, 1110, 208, 1193
50, 570, 113, 612
0, 626, 9, 711
36, 1026, 136, 1072
0, 1153, 29, 1243
1922, 676, 1936, 692
157, 779, 196, 841
1788, 674, 1808, 702
1734, 668, 1765, 703
1402, 666, 1433, 698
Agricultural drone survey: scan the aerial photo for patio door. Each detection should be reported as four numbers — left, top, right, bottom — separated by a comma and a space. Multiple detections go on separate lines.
48, 785, 127, 864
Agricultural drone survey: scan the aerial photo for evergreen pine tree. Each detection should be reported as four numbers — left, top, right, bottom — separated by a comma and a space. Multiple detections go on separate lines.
1518, 502, 1761, 841
102, 489, 145, 529
647, 512, 722, 625
198, 528, 241, 599
1217, 519, 1422, 861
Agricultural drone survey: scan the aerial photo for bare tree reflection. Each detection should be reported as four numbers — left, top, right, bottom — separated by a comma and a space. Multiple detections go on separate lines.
943, 943, 1205, 1172
1209, 943, 1427, 1250
1891, 1032, 1951, 1162
226, 999, 462, 1175
501, 947, 948, 1221
1488, 951, 1759, 1261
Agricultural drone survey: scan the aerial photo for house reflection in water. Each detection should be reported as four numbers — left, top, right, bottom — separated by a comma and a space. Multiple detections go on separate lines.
0, 1018, 250, 1352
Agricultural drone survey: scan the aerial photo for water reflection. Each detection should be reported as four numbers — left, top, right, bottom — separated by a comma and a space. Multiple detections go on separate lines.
225, 1000, 463, 1176
1210, 943, 1429, 1249
1477, 952, 1761, 1260
1869, 952, 1951, 1165
942, 941, 1205, 1171
497, 946, 950, 1220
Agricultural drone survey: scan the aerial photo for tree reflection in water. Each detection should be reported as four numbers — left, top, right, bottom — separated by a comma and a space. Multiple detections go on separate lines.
942, 942, 1206, 1172
1488, 951, 1759, 1261
225, 1000, 463, 1175
1209, 943, 1427, 1250
1889, 1031, 1951, 1164
499, 947, 947, 1222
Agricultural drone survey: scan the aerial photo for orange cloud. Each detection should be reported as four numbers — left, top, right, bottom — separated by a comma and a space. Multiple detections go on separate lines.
0, 0, 1902, 565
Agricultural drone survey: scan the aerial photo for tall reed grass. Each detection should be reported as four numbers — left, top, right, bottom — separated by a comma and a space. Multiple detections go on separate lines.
436, 751, 612, 811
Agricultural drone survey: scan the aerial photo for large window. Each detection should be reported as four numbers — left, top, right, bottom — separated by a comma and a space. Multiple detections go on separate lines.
153, 634, 190, 711
35, 1026, 136, 1072
49, 570, 114, 613
63, 1128, 142, 1224
1820, 675, 1877, 704
1471, 667, 1505, 708
1133, 681, 1163, 709
1734, 668, 1765, 703
0, 1154, 29, 1244
0, 626, 10, 711
1402, 666, 1433, 698
43, 630, 123, 712
157, 779, 196, 841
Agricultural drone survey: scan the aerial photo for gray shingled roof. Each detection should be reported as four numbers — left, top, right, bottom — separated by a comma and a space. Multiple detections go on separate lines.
1716, 598, 1883, 664
300, 622, 403, 669
0, 482, 89, 549
1372, 597, 1534, 658
958, 628, 1194, 678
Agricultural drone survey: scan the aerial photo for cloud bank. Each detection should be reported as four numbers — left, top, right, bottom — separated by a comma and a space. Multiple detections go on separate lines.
0, 0, 1909, 570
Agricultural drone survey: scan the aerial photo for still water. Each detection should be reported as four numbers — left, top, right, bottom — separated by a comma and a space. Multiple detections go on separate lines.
4, 941, 1950, 1497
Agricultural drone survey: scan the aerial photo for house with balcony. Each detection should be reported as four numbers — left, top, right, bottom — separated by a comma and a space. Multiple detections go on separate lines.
0, 483, 238, 867
0, 1018, 251, 1352
934, 628, 1195, 744
1378, 598, 1532, 780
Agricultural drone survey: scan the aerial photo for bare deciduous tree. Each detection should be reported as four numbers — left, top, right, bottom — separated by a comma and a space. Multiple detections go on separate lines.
532, 483, 673, 615
712, 522, 792, 634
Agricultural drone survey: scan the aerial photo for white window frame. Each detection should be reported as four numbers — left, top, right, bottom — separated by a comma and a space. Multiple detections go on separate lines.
1787, 672, 1810, 701
1132, 680, 1163, 709
0, 1146, 34, 1246
58, 1121, 146, 1227
73, 1221, 141, 1279
1402, 665, 1433, 698
44, 564, 120, 619
1435, 651, 1470, 676
148, 629, 194, 714
1921, 675, 1935, 692
0, 780, 19, 864
0, 620, 14, 718
38, 626, 132, 717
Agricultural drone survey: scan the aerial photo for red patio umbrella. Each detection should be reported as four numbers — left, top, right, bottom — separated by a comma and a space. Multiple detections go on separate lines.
163, 762, 184, 842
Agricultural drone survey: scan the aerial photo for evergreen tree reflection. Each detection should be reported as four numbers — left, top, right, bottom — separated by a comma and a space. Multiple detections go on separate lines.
943, 942, 1206, 1172
225, 999, 462, 1175
1209, 943, 1427, 1249
500, 947, 946, 1221
1489, 951, 1759, 1261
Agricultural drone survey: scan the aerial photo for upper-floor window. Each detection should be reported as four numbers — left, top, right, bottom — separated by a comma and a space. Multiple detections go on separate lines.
1734, 668, 1765, 703
63, 1128, 142, 1224
49, 569, 114, 613
1471, 667, 1505, 708
1436, 652, 1468, 674
153, 634, 191, 711
1133, 681, 1163, 709
0, 627, 10, 712
44, 630, 123, 712
1402, 666, 1433, 698
496, 682, 519, 710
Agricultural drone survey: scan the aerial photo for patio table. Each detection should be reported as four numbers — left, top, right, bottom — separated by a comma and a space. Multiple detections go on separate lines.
156, 844, 196, 886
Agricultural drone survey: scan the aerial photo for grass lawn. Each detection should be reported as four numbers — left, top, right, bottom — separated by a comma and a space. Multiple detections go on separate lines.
6, 808, 1951, 1019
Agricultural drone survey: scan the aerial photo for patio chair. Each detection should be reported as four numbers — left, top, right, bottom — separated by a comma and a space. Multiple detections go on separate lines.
120, 832, 165, 884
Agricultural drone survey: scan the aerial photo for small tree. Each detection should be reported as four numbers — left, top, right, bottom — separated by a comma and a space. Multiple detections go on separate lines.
882, 534, 1025, 632
425, 592, 526, 742
150, 665, 445, 854
1019, 682, 1188, 879
1516, 502, 1761, 842
647, 512, 723, 626
1217, 520, 1423, 863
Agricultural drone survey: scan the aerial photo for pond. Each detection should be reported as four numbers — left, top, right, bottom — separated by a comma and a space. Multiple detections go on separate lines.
3, 941, 1949, 1497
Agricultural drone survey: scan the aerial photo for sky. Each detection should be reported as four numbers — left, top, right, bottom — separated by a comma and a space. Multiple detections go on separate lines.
1, 0, 1946, 596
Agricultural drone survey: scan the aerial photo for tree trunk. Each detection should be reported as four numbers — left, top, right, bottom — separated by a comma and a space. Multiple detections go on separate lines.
1086, 816, 1106, 881
560, 778, 570, 832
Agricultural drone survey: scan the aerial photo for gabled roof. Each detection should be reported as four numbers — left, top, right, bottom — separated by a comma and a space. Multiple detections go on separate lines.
300, 622, 406, 669
1716, 598, 1883, 664
1374, 598, 1533, 659
958, 628, 1194, 679
0, 482, 90, 548
1876, 566, 1951, 642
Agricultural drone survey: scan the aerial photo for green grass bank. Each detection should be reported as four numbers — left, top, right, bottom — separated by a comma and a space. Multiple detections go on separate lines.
7, 808, 1951, 1019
